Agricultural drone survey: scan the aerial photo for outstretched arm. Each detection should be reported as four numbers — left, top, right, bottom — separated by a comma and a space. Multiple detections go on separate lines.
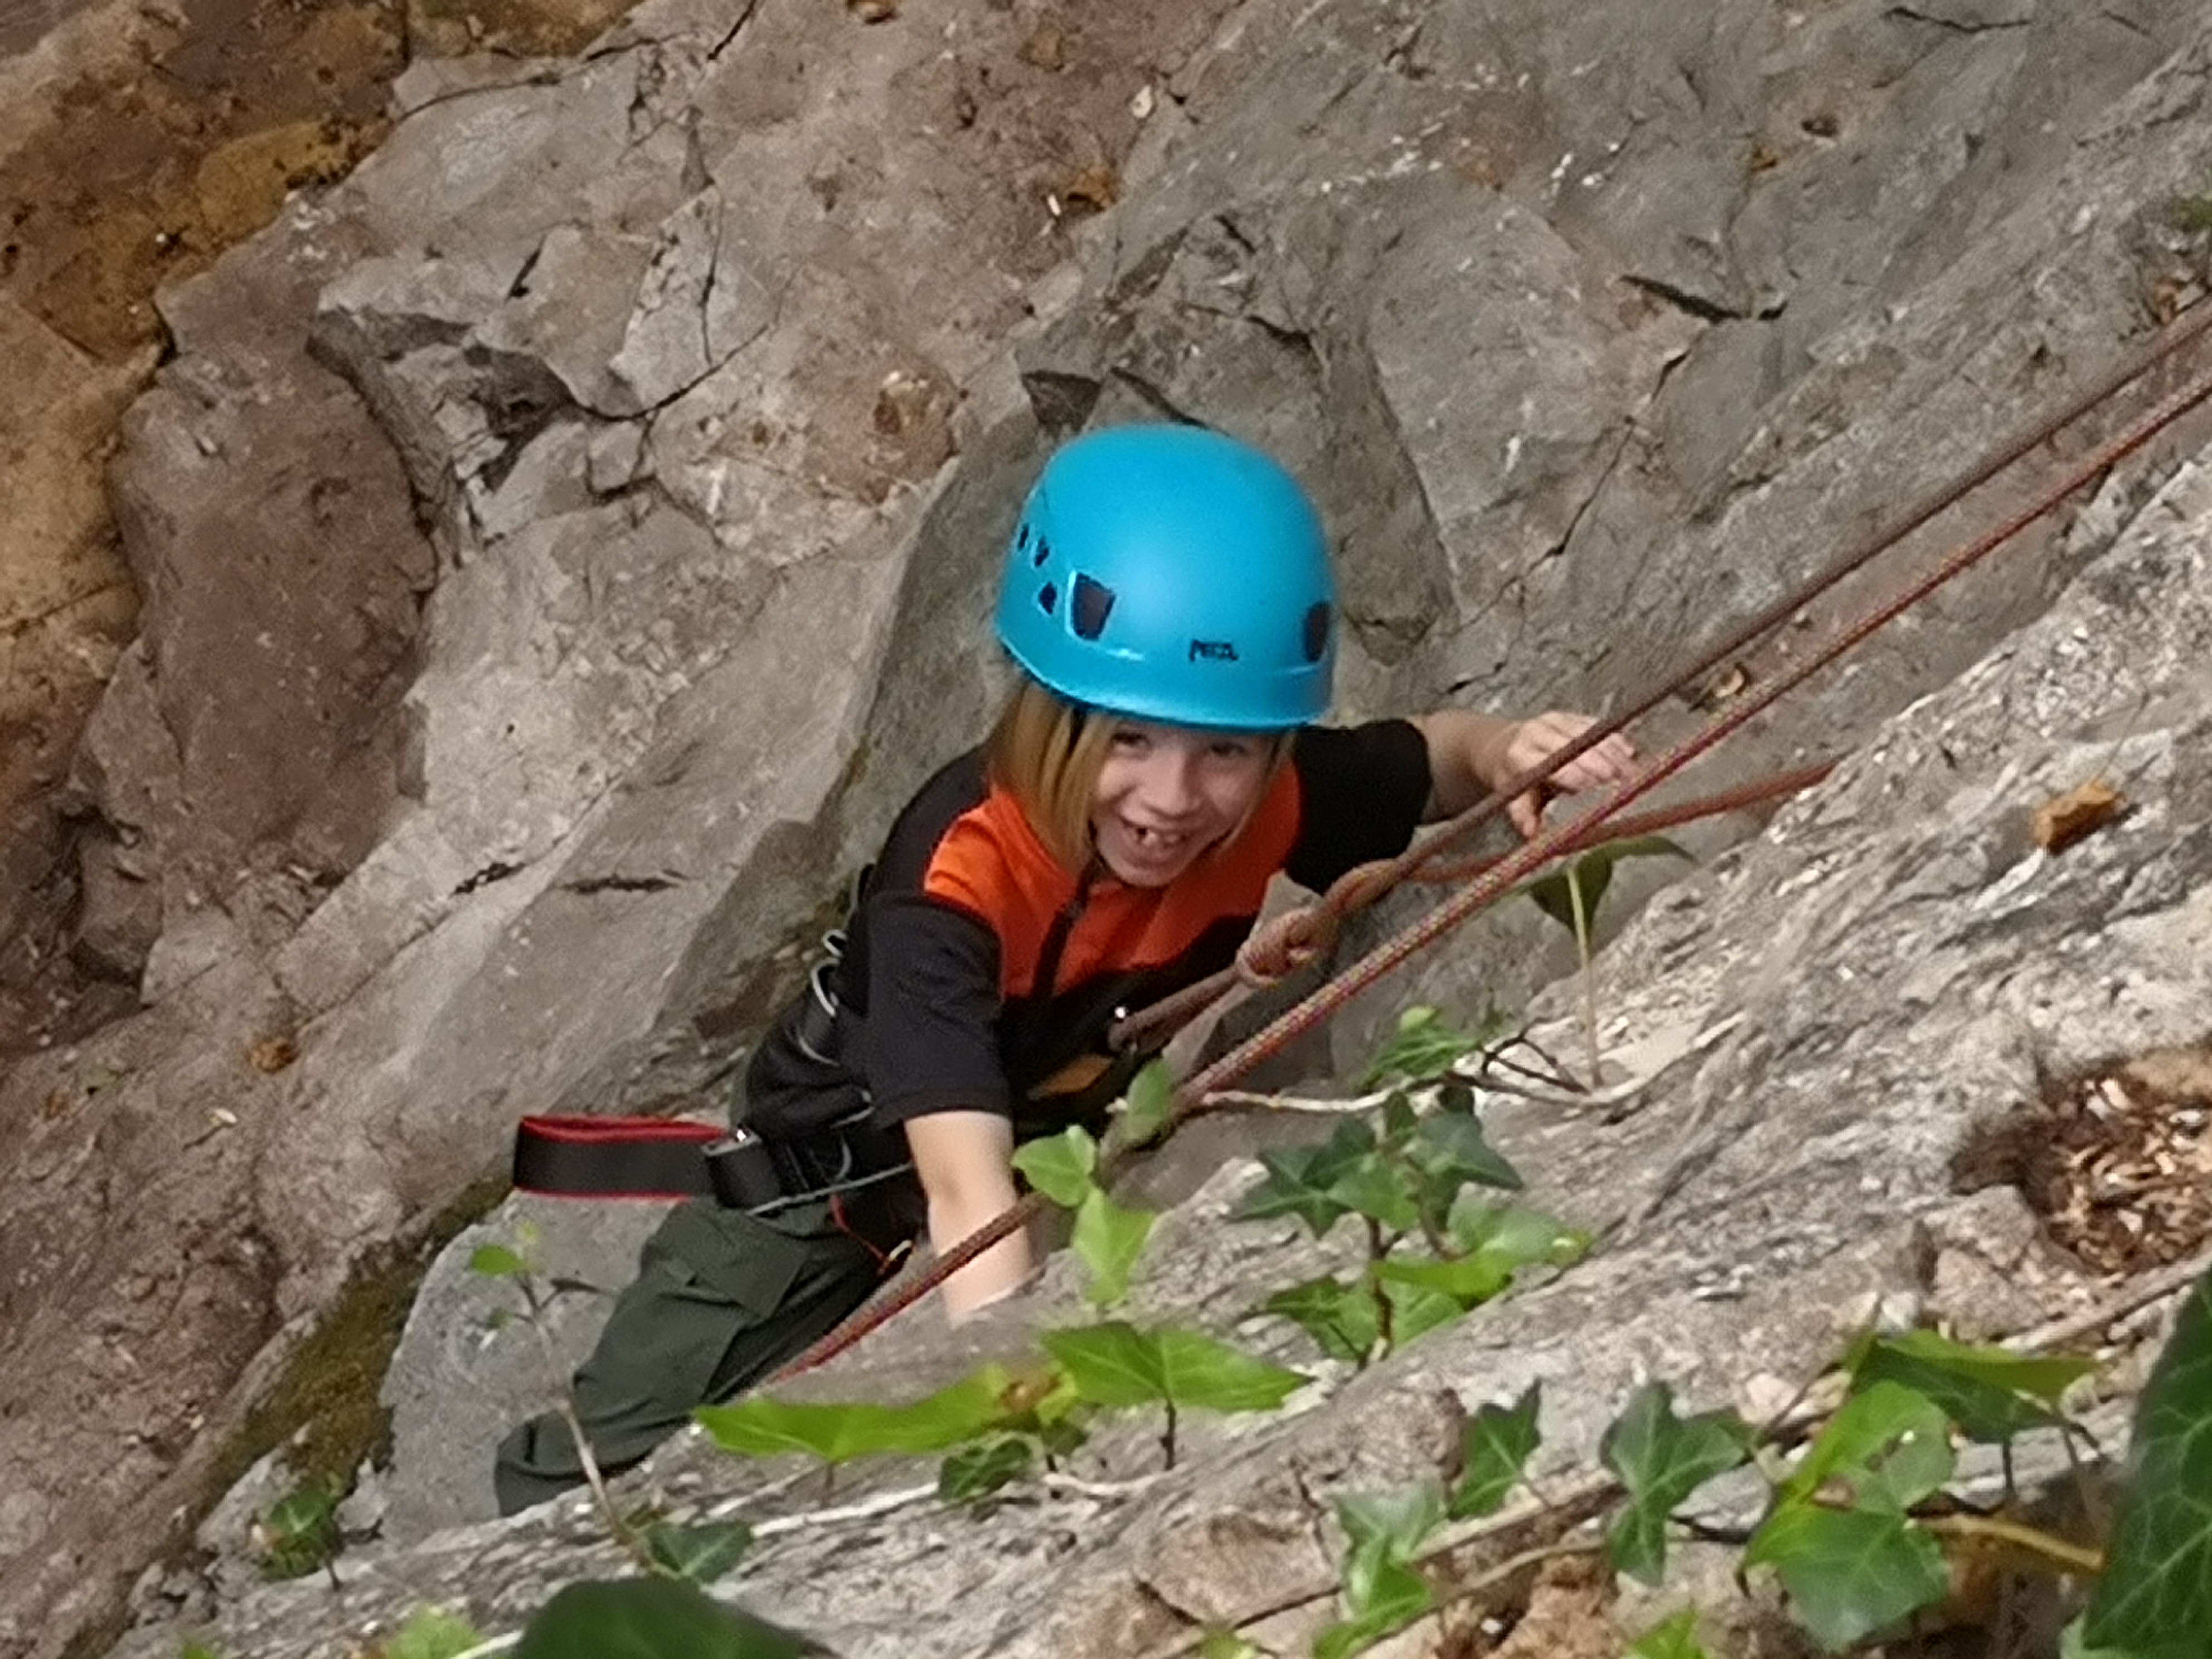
1406, 709, 1637, 837
903, 1109, 1038, 1320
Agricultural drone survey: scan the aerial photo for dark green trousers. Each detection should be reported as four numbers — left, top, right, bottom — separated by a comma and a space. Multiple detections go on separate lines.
492, 1194, 904, 1515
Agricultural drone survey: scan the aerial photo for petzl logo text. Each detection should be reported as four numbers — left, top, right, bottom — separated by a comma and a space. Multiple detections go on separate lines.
1188, 638, 1239, 662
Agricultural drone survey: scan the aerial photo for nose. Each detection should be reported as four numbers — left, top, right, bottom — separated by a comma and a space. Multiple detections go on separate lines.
1132, 743, 1202, 818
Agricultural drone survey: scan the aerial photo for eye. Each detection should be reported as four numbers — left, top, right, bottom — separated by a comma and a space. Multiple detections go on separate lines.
1207, 736, 1262, 761
1109, 727, 1150, 753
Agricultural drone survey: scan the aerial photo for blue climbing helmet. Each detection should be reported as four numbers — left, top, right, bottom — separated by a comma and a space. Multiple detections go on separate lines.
994, 424, 1336, 730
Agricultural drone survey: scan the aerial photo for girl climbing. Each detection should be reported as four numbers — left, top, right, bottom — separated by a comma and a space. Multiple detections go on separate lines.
493, 423, 1634, 1513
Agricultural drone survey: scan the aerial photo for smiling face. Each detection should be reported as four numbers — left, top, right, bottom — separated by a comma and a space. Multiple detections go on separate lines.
1089, 719, 1275, 887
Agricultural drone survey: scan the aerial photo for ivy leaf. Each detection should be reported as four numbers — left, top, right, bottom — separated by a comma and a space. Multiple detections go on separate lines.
1197, 1631, 1262, 1659
1316, 1485, 1444, 1659
1599, 1383, 1755, 1584
1010, 1127, 1098, 1209
1072, 1190, 1154, 1307
1744, 1503, 1948, 1651
2083, 1267, 2212, 1657
937, 1434, 1037, 1506
1338, 1482, 1446, 1562
1258, 1275, 1379, 1365
1446, 1200, 1587, 1265
515, 1578, 829, 1658
1628, 1609, 1713, 1659
1405, 1113, 1522, 1194
1111, 1059, 1177, 1152
1329, 1152, 1424, 1235
468, 1243, 528, 1278
1043, 1322, 1305, 1415
1371, 1252, 1515, 1309
1230, 1119, 1375, 1236
1381, 1276, 1467, 1350
1362, 1004, 1508, 1088
1520, 837, 1690, 935
1846, 1327, 2092, 1443
640, 1519, 754, 1585
382, 1608, 487, 1659
697, 1366, 1016, 1463
1780, 1380, 1953, 1514
1451, 1384, 1541, 1519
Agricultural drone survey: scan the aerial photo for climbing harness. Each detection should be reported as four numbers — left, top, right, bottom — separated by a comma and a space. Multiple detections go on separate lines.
767, 299, 2212, 1382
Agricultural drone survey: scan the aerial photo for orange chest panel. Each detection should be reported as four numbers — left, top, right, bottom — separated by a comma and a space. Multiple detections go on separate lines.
921, 772, 1302, 1000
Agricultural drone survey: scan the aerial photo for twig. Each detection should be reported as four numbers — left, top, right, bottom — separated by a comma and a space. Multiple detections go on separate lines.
1037, 1470, 1164, 1502
1201, 1087, 1391, 1114
749, 1482, 940, 1540
447, 1636, 520, 1659
520, 1280, 656, 1576
2004, 1242, 2212, 1353
1920, 1512, 2104, 1576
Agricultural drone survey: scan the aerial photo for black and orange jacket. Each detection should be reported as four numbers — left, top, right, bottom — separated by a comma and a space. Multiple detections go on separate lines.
742, 720, 1431, 1150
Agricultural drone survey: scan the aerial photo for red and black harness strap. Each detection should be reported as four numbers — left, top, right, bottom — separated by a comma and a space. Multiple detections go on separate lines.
511, 1114, 723, 1201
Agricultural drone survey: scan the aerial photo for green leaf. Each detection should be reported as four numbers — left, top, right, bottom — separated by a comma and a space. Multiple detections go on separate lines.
1744, 1504, 1948, 1651
1113, 1060, 1177, 1151
640, 1519, 754, 1585
1780, 1380, 1953, 1514
515, 1578, 827, 1658
1372, 1251, 1515, 1308
1197, 1631, 1262, 1659
384, 1607, 488, 1659
937, 1434, 1037, 1506
1362, 1004, 1509, 1088
1229, 1119, 1375, 1236
256, 1478, 341, 1581
1451, 1384, 1541, 1519
1338, 1482, 1446, 1563
1627, 1609, 1712, 1659
1846, 1327, 2092, 1442
696, 1366, 1017, 1464
1329, 1153, 1424, 1235
1521, 837, 1690, 936
2083, 1267, 2212, 1657
1042, 1322, 1304, 1415
1072, 1190, 1154, 1308
178, 1646, 229, 1659
1010, 1127, 1098, 1209
1373, 1211, 1585, 1314
1445, 1199, 1587, 1265
1379, 1276, 1465, 1350
1258, 1275, 1379, 1365
1598, 1383, 1755, 1584
1317, 1485, 1444, 1659
469, 1243, 528, 1278
1404, 1112, 1523, 1193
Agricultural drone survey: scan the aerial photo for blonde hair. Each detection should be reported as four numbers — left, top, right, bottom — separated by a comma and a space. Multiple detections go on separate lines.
987, 678, 1291, 875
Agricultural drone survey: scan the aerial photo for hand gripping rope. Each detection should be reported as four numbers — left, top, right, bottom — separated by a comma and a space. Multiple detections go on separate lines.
769, 302, 2212, 1384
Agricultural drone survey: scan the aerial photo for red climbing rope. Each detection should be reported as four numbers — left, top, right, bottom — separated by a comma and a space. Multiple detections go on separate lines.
768, 304, 2212, 1382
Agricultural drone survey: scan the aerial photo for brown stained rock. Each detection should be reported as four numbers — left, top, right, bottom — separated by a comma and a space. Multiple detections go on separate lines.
101, 218, 435, 916
0, 296, 147, 1052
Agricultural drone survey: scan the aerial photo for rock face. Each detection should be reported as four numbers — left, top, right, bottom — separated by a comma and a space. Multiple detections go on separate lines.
110, 453, 2212, 1658
6, 0, 2212, 1653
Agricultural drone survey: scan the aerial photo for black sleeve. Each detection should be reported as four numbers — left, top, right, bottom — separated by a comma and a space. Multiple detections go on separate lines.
1284, 719, 1433, 892
855, 893, 1015, 1126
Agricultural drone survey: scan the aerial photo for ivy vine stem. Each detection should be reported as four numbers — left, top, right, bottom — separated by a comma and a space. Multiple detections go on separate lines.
1919, 1512, 2106, 1577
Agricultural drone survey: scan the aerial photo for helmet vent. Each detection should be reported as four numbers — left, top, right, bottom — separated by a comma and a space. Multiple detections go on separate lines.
1302, 601, 1332, 664
1037, 581, 1058, 616
1070, 574, 1116, 642
1033, 533, 1051, 569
